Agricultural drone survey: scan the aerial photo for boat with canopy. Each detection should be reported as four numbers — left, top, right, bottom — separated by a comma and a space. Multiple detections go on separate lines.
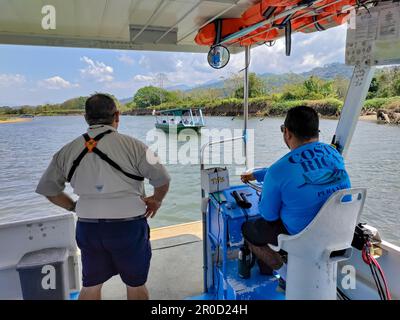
154, 108, 205, 133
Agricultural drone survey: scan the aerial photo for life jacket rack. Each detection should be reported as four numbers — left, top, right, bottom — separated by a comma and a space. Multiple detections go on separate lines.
195, 0, 364, 55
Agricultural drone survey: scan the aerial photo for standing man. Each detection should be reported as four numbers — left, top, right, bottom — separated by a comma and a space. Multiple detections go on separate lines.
36, 94, 170, 300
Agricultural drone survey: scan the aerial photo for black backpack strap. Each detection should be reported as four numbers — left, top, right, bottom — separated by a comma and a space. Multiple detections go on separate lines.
91, 148, 144, 181
67, 145, 89, 182
67, 130, 144, 183
67, 130, 113, 183
93, 129, 113, 141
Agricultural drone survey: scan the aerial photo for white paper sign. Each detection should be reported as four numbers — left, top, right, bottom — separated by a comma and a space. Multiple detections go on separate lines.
346, 3, 400, 66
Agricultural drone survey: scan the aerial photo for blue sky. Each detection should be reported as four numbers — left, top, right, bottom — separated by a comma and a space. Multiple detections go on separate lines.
0, 24, 347, 106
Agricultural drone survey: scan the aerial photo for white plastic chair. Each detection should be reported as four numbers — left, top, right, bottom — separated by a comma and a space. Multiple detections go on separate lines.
269, 188, 367, 300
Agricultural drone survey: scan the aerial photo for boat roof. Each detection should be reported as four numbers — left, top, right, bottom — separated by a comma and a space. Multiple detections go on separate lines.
0, 0, 256, 53
157, 108, 200, 115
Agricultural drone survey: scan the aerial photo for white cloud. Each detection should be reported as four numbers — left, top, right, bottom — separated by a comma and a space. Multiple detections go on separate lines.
80, 56, 114, 82
231, 24, 347, 74
0, 74, 26, 87
98, 25, 346, 102
38, 76, 79, 90
134, 74, 155, 82
176, 59, 183, 69
118, 53, 135, 65
105, 74, 157, 90
138, 53, 184, 73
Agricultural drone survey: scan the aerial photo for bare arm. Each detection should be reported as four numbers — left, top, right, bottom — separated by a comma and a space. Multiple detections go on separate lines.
46, 192, 76, 212
153, 183, 169, 202
142, 182, 170, 218
241, 172, 256, 183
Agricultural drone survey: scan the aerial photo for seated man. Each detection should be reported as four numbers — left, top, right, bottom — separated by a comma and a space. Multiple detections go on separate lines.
241, 106, 351, 283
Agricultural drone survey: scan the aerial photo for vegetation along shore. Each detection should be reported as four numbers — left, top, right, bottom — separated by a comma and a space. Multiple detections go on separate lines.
1, 63, 400, 125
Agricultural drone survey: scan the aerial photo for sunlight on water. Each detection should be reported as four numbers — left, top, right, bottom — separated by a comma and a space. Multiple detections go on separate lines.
0, 116, 399, 245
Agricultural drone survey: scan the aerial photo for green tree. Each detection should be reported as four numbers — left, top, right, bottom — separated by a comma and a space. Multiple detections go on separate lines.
371, 67, 400, 98
303, 76, 335, 99
234, 73, 266, 98
280, 76, 336, 100
333, 76, 349, 100
367, 77, 379, 99
133, 86, 175, 108
394, 78, 400, 96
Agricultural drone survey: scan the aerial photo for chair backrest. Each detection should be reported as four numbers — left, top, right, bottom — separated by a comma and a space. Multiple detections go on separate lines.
279, 188, 367, 261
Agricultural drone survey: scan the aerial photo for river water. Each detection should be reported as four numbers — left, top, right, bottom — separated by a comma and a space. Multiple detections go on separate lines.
0, 116, 399, 245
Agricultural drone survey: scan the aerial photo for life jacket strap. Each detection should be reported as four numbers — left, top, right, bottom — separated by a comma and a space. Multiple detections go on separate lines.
313, 15, 325, 32
285, 20, 292, 56
214, 19, 223, 45
67, 130, 144, 183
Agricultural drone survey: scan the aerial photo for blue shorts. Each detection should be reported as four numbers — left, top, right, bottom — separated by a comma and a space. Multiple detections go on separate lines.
76, 218, 152, 288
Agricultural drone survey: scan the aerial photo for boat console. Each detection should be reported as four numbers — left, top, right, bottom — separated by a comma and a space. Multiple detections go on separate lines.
205, 183, 285, 300
198, 166, 285, 299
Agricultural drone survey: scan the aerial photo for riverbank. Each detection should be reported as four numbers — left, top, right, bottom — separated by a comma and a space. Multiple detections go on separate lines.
123, 96, 400, 124
122, 107, 387, 123
2, 96, 400, 124
0, 118, 33, 124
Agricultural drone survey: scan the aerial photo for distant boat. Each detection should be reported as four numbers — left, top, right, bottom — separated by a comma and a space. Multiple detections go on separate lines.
154, 108, 205, 133
19, 114, 34, 118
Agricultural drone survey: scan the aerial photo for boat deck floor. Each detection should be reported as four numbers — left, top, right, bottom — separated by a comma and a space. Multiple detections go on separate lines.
102, 221, 204, 300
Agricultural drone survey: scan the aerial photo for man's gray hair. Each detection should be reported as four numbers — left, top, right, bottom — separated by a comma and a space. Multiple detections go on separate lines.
85, 93, 118, 125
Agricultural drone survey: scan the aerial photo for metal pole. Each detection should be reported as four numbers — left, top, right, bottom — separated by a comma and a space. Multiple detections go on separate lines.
243, 46, 250, 169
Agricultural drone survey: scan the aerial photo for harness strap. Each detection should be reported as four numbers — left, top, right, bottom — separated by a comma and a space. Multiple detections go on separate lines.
285, 20, 292, 56
262, 6, 276, 19
91, 147, 145, 181
214, 19, 223, 46
67, 148, 89, 182
67, 130, 144, 183
313, 15, 325, 32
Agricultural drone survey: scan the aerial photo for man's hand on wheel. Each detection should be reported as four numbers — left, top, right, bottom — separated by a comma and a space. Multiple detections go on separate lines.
241, 172, 255, 183
142, 196, 162, 218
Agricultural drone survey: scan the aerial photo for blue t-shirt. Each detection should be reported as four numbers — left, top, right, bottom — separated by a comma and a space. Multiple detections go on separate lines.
255, 141, 351, 235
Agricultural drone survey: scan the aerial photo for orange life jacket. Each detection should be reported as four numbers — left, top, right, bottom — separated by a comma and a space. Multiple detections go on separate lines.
194, 18, 244, 46
239, 27, 282, 46
241, 1, 290, 26
194, 0, 354, 47
293, 12, 349, 33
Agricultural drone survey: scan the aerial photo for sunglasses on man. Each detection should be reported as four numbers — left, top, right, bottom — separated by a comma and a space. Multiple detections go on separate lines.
280, 124, 320, 134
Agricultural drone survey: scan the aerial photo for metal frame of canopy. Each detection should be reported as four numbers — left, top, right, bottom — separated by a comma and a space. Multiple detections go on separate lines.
0, 0, 252, 53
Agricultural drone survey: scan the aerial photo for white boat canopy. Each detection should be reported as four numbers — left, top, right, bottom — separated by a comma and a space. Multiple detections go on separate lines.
0, 0, 259, 53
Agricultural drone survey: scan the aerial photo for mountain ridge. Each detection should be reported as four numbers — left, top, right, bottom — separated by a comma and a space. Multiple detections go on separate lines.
129, 62, 354, 99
